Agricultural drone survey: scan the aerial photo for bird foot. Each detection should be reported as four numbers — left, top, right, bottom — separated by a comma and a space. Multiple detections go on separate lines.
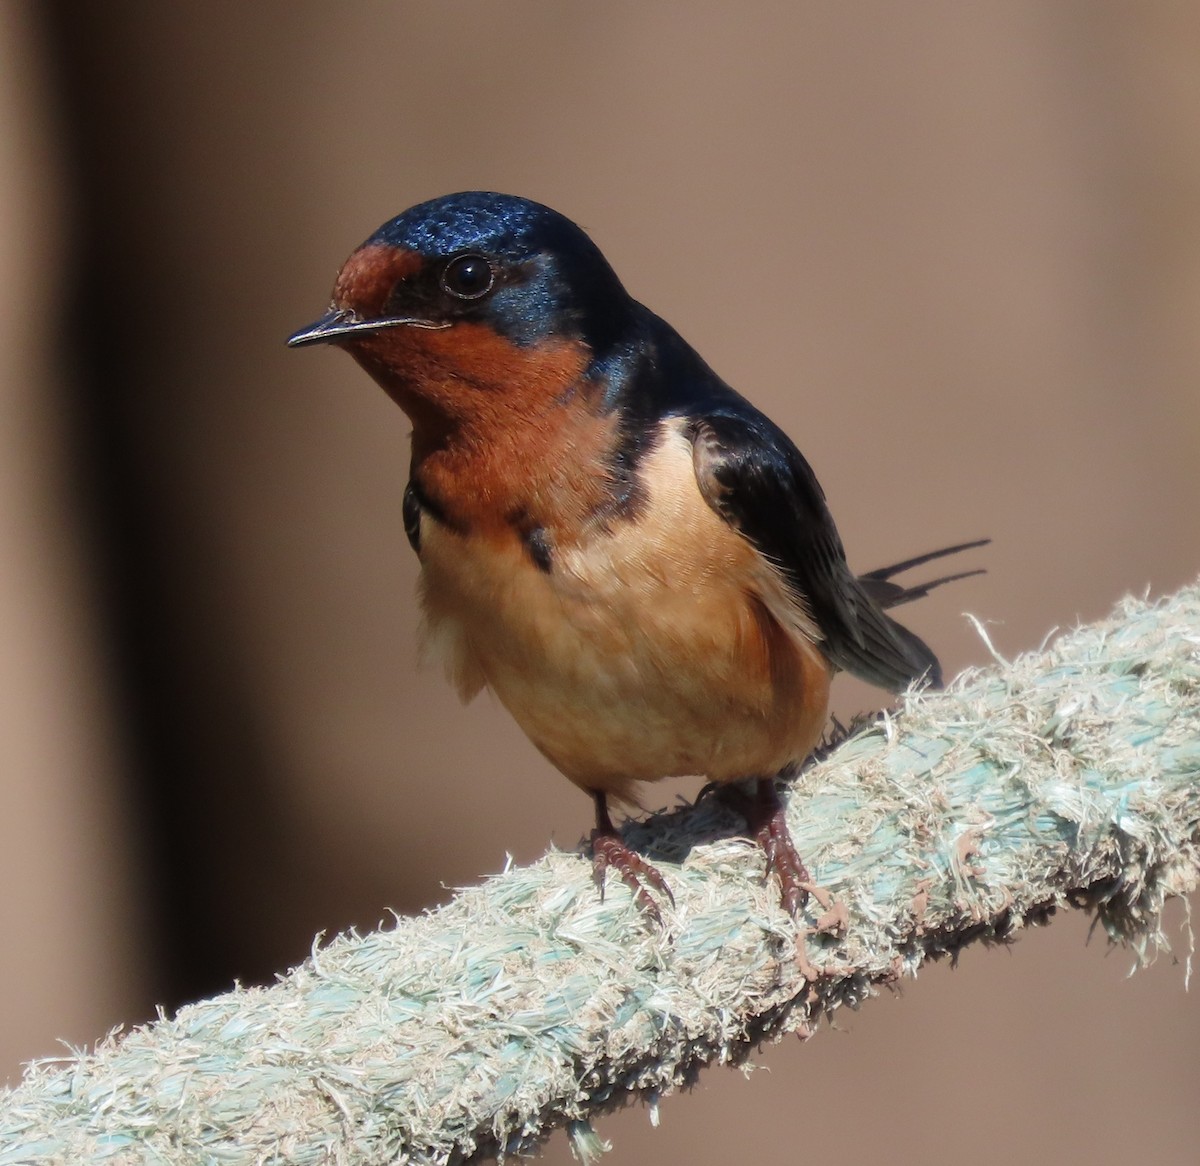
590, 827, 675, 925
723, 779, 813, 918
754, 808, 811, 918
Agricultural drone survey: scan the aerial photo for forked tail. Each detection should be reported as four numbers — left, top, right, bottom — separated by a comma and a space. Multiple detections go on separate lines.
857, 538, 990, 611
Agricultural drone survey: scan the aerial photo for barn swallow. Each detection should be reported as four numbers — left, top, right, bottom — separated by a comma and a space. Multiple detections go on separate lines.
288, 191, 986, 921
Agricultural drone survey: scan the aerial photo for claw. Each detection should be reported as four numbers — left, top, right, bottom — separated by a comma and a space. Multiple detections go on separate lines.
589, 791, 674, 924
723, 778, 814, 917
754, 798, 811, 916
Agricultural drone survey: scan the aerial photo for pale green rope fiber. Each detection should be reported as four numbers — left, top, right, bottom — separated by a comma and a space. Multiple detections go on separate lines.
3, 583, 1199, 1166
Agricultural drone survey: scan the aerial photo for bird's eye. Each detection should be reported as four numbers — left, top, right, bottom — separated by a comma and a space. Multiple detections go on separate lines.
440, 254, 495, 301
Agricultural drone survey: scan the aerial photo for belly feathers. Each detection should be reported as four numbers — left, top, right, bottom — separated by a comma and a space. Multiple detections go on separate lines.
415, 427, 831, 794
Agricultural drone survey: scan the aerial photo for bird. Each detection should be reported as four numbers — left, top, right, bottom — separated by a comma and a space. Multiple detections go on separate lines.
288, 191, 986, 921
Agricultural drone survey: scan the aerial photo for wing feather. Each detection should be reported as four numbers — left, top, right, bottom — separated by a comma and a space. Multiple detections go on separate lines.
687, 409, 943, 692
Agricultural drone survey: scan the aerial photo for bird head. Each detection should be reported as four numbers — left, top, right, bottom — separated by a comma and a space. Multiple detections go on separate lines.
287, 192, 635, 434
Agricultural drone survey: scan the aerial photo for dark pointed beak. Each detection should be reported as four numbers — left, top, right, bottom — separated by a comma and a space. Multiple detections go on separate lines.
286, 308, 449, 348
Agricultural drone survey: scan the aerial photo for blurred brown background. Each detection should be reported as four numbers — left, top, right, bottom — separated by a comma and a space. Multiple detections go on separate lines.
2, 2, 1197, 1162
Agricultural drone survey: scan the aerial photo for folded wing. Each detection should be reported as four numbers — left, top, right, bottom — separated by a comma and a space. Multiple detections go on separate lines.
687, 409, 987, 692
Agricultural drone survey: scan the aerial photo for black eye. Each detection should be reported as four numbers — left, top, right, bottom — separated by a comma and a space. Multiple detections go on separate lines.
440, 254, 495, 300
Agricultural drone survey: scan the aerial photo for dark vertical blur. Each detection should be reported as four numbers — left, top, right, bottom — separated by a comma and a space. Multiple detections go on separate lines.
42, 4, 292, 1005
5, 3, 1198, 1162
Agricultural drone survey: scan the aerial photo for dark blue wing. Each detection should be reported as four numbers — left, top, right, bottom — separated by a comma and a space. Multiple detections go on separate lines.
686, 407, 944, 692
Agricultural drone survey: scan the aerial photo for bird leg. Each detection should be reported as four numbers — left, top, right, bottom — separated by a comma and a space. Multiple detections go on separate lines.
727, 778, 811, 917
589, 791, 675, 923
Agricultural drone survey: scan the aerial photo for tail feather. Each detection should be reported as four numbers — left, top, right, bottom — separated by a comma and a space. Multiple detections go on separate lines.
839, 594, 943, 691
858, 538, 990, 611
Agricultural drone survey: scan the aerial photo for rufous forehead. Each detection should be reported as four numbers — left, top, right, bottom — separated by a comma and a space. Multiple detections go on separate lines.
332, 243, 426, 314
